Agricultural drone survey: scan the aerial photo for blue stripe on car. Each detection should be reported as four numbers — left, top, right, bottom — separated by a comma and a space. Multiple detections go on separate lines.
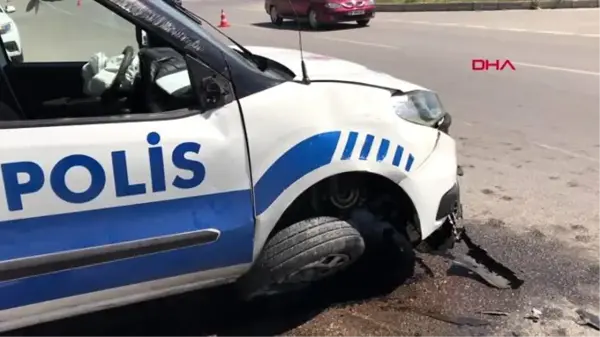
253, 131, 341, 215
0, 190, 254, 310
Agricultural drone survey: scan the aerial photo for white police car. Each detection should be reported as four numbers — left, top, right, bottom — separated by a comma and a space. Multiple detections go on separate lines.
0, 4, 22, 63
0, 0, 462, 331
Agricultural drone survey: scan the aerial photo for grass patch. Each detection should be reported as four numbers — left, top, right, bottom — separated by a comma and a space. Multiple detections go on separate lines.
377, 0, 523, 3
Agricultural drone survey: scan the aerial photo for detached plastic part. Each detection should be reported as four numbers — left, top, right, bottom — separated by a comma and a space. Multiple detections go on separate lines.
455, 227, 524, 290
576, 309, 600, 331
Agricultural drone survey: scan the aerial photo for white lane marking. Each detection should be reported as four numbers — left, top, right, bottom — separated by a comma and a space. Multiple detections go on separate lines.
241, 24, 600, 76
314, 37, 599, 76
513, 61, 600, 76
381, 19, 600, 38
534, 142, 599, 162
463, 24, 489, 29
41, 1, 73, 15
316, 36, 400, 50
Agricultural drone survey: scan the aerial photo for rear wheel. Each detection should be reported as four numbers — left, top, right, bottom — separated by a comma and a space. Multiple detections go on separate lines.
308, 9, 320, 30
237, 216, 365, 301
270, 6, 283, 26
357, 19, 370, 27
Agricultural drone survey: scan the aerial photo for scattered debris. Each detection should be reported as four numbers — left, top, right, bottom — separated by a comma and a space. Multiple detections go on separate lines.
576, 308, 600, 330
524, 308, 542, 322
415, 256, 435, 278
478, 310, 510, 317
453, 229, 525, 290
413, 309, 490, 327
393, 306, 490, 327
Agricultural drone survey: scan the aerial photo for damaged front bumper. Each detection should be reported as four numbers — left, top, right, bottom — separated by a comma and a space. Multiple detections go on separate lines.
416, 174, 524, 290
417, 180, 463, 254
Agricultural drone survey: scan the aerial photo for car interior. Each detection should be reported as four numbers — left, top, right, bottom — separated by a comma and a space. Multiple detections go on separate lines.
0, 27, 196, 122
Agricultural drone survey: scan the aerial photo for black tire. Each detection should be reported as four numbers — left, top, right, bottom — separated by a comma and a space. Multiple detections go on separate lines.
311, 226, 416, 303
269, 6, 283, 26
237, 216, 365, 300
308, 9, 320, 30
357, 19, 370, 27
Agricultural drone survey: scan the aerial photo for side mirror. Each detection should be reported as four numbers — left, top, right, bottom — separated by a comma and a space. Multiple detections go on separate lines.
201, 76, 225, 108
5, 5, 15, 13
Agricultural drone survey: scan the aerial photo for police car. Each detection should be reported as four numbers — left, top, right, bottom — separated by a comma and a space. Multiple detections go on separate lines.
0, 0, 462, 331
0, 4, 22, 63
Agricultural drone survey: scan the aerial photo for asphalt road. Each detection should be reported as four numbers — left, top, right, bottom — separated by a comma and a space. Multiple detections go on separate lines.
5, 1, 600, 336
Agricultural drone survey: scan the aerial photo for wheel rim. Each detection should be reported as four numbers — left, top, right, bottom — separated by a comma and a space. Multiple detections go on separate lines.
284, 254, 351, 284
309, 11, 318, 28
270, 8, 278, 23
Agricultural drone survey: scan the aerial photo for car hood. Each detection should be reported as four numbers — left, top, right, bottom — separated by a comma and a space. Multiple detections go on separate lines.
244, 46, 426, 93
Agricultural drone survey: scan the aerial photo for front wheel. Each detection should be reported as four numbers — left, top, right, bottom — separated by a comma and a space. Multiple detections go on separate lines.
357, 19, 370, 27
237, 217, 365, 301
270, 6, 283, 26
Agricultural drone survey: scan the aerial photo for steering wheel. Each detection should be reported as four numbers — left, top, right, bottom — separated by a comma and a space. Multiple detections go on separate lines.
101, 46, 136, 107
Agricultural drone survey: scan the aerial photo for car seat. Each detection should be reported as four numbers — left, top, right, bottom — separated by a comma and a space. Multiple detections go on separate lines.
136, 47, 194, 113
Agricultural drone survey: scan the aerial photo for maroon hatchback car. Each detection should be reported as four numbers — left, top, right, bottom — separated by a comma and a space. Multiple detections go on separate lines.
265, 0, 375, 30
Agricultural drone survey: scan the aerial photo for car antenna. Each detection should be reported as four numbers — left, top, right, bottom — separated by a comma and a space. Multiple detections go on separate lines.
287, 0, 310, 84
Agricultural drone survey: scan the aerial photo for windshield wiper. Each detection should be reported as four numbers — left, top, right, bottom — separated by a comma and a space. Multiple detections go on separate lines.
171, 4, 265, 70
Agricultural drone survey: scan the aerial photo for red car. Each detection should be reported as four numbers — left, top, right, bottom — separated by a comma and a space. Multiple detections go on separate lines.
265, 0, 375, 30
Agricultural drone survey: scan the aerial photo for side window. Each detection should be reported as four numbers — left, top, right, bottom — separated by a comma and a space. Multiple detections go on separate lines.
1, 2, 204, 121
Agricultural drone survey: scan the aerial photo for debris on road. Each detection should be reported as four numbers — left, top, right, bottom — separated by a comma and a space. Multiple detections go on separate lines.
478, 310, 510, 317
453, 229, 525, 290
410, 309, 490, 327
387, 304, 492, 328
575, 308, 600, 331
524, 308, 542, 322
415, 256, 435, 278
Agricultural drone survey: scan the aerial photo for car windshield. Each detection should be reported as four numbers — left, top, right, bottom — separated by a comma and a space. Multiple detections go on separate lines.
169, 4, 262, 68
19, 0, 285, 80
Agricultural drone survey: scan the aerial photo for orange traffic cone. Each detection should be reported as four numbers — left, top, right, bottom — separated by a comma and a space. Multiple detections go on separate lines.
218, 9, 230, 28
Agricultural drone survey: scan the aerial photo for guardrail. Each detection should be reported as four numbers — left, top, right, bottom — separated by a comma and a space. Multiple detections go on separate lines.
376, 0, 599, 11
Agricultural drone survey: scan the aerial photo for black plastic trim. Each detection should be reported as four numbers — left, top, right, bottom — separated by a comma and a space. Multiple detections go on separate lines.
436, 182, 460, 220
436, 112, 452, 134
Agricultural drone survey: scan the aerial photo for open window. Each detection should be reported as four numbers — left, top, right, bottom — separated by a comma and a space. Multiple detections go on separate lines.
0, 0, 234, 128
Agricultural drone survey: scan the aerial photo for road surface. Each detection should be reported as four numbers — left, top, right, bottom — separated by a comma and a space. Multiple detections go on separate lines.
4, 0, 599, 335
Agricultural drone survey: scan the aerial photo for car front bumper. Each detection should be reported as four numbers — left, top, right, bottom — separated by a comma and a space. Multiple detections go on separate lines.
2, 31, 22, 59
319, 8, 375, 23
398, 127, 460, 243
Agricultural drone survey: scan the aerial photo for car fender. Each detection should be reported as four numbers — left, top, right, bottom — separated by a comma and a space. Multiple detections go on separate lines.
238, 82, 440, 259
253, 156, 408, 258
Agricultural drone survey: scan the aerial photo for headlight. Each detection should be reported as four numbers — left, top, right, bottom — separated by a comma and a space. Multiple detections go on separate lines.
368, 0, 376, 4
0, 23, 12, 35
391, 90, 445, 126
325, 2, 342, 8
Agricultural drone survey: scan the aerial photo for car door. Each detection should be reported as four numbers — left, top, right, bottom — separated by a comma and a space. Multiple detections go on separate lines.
291, 0, 311, 16
0, 48, 255, 313
272, 0, 294, 17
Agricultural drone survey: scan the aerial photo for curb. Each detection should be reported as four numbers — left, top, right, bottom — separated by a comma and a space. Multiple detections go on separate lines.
376, 0, 598, 11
